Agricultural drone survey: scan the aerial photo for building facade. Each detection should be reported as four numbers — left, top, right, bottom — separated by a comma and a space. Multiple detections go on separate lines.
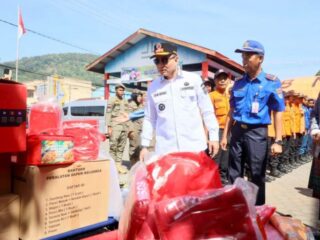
86, 28, 244, 99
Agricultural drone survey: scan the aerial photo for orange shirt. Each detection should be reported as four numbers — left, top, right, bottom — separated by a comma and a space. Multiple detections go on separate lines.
268, 112, 275, 138
209, 90, 230, 129
282, 103, 293, 136
299, 105, 305, 134
292, 104, 304, 133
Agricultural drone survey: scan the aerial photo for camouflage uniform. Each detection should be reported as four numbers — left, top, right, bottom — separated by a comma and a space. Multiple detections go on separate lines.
107, 96, 129, 173
128, 101, 144, 165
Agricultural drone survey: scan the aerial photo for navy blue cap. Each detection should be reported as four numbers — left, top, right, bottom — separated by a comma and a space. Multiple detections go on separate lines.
235, 40, 265, 55
214, 69, 228, 79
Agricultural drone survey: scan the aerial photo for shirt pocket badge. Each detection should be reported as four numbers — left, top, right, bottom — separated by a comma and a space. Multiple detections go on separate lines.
154, 95, 168, 113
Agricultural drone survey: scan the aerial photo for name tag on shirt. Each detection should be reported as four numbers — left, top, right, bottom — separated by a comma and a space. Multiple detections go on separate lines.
180, 86, 195, 97
251, 102, 259, 113
153, 91, 168, 102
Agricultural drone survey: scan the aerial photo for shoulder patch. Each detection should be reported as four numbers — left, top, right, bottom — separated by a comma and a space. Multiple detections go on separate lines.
266, 74, 277, 81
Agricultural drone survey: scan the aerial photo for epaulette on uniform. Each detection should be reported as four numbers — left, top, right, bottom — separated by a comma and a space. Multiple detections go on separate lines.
266, 74, 277, 81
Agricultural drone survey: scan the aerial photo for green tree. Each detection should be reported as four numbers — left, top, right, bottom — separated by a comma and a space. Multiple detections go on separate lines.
2, 53, 104, 86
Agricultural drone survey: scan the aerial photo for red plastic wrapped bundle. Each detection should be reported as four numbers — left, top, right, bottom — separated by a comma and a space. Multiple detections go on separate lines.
154, 179, 265, 240
62, 120, 104, 160
255, 205, 285, 239
256, 205, 276, 225
28, 101, 62, 135
134, 206, 159, 240
118, 152, 223, 240
146, 151, 222, 201
118, 163, 153, 240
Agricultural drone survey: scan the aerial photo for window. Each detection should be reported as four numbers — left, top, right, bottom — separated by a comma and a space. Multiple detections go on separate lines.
70, 106, 105, 116
63, 107, 68, 116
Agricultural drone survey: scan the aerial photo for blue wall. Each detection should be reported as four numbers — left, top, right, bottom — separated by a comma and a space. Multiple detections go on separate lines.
105, 36, 206, 74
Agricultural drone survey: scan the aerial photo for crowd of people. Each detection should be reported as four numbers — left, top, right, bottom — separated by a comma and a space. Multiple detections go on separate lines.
266, 91, 315, 182
106, 84, 145, 174
106, 40, 320, 208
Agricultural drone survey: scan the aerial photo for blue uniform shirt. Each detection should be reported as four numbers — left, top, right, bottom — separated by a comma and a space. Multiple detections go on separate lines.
230, 71, 285, 125
303, 106, 311, 130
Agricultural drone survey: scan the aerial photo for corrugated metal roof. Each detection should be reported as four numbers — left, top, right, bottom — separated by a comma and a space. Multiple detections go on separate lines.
86, 28, 244, 74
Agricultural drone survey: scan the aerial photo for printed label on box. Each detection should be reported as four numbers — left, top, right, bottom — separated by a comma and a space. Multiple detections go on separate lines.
13, 161, 110, 240
41, 140, 74, 164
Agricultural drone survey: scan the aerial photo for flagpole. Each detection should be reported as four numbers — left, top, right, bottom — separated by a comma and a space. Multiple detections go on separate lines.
16, 6, 20, 82
16, 28, 20, 82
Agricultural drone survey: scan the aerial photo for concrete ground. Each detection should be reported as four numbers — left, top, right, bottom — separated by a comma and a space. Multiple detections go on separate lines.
266, 161, 319, 229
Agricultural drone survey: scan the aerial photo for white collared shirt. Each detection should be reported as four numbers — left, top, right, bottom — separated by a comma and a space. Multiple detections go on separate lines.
141, 70, 219, 155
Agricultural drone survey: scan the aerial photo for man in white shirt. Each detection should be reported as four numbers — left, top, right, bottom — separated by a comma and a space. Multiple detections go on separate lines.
140, 42, 220, 160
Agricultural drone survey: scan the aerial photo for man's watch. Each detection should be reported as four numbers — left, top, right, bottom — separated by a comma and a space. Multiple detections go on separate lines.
274, 140, 283, 146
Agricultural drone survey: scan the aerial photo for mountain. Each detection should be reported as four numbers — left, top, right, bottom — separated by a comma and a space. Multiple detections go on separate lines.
2, 53, 104, 86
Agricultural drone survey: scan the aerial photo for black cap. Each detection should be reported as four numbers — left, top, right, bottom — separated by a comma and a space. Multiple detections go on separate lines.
214, 69, 228, 80
203, 80, 212, 86
150, 42, 177, 59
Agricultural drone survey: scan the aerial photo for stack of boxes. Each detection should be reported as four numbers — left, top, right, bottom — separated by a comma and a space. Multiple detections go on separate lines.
0, 79, 112, 240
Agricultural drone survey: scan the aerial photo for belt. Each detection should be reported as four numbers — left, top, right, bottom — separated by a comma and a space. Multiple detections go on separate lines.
235, 121, 268, 129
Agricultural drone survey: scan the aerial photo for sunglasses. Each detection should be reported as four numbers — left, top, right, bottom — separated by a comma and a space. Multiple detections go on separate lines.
153, 55, 175, 65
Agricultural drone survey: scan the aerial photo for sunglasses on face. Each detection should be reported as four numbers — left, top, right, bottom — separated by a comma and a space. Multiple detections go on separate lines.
153, 55, 175, 65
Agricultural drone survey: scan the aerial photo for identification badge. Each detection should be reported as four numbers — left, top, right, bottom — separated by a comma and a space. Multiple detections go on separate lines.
251, 102, 259, 113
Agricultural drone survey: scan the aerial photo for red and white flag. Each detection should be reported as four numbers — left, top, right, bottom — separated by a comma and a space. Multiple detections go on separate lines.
18, 7, 26, 38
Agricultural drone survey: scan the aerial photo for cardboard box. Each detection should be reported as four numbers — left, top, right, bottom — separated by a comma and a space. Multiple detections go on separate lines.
0, 155, 12, 194
0, 194, 20, 240
13, 160, 110, 240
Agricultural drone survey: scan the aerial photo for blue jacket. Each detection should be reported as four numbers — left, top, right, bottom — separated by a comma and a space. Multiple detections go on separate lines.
230, 71, 285, 125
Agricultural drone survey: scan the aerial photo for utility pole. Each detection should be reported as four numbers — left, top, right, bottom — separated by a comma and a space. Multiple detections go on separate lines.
53, 74, 59, 97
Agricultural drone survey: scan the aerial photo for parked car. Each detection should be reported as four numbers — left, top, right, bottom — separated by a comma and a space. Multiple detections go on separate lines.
62, 99, 108, 136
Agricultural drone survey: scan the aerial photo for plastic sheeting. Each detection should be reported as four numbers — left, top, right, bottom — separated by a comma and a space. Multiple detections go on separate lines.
118, 152, 264, 240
